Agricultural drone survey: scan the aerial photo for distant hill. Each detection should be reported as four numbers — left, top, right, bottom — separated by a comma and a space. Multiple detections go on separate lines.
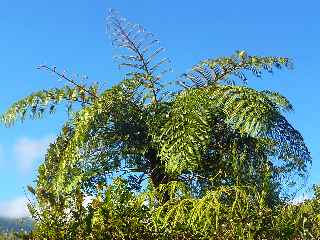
0, 217, 32, 233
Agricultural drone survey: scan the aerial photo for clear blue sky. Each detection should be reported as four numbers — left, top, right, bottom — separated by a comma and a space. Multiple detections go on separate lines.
0, 0, 319, 217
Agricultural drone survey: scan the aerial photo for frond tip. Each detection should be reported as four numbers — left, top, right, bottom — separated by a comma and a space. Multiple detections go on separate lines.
0, 85, 96, 126
107, 9, 171, 78
181, 51, 293, 88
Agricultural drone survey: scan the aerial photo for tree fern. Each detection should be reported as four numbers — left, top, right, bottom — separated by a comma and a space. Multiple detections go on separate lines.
1, 11, 313, 239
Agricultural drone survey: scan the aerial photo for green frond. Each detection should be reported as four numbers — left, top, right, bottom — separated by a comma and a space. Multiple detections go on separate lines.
261, 90, 293, 112
1, 85, 97, 126
53, 92, 114, 194
156, 89, 212, 174
181, 51, 292, 88
207, 85, 285, 135
209, 85, 310, 177
153, 186, 270, 238
268, 115, 311, 174
156, 84, 309, 183
48, 79, 149, 194
37, 123, 74, 191
157, 85, 282, 174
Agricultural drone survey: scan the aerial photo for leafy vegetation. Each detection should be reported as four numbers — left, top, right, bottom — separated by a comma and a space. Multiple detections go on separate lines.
0, 217, 32, 240
1, 10, 318, 239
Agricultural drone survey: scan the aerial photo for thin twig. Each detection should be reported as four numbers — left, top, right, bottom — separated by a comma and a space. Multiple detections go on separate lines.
37, 65, 99, 99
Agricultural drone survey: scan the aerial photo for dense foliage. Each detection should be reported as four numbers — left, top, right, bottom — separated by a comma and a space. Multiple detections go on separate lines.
2, 11, 318, 239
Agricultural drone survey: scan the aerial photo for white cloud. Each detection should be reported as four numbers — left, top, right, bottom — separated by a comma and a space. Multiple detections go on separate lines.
0, 197, 30, 218
13, 136, 54, 173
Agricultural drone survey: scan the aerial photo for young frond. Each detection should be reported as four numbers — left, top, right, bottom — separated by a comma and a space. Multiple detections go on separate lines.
181, 51, 293, 87
107, 10, 170, 77
107, 10, 171, 104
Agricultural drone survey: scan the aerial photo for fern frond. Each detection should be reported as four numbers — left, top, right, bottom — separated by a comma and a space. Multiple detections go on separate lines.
53, 92, 113, 193
107, 10, 171, 104
107, 10, 170, 77
261, 90, 293, 112
156, 89, 212, 174
37, 123, 74, 190
49, 79, 149, 194
181, 51, 293, 87
207, 85, 289, 135
268, 115, 311, 174
153, 185, 270, 238
156, 85, 308, 177
1, 85, 97, 126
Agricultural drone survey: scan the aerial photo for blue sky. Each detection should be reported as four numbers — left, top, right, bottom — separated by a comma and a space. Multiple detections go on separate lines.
0, 0, 319, 217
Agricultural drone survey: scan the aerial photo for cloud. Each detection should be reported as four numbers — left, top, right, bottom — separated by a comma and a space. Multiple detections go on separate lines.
0, 197, 30, 218
13, 136, 54, 173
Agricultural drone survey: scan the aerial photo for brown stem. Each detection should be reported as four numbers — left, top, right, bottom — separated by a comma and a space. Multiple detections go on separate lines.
145, 148, 170, 202
38, 65, 98, 99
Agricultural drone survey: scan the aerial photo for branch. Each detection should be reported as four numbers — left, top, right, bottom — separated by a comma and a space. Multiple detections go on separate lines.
37, 65, 99, 99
